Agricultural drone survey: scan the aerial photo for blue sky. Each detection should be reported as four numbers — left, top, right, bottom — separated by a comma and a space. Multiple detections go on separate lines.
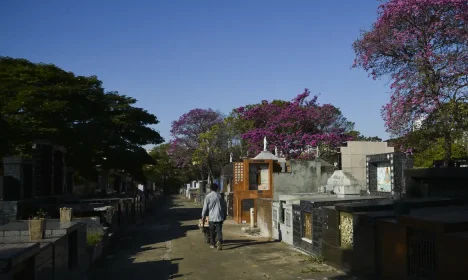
1, 0, 391, 143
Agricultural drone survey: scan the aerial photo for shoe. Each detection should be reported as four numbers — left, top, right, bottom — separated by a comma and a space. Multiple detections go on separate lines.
216, 241, 222, 250
210, 245, 215, 249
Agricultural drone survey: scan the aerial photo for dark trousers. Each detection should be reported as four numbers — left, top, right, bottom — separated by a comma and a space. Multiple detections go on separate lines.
209, 221, 223, 246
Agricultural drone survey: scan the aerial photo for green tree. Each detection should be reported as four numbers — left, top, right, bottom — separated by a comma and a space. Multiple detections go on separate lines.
353, 0, 468, 166
0, 57, 163, 181
145, 144, 194, 193
224, 110, 254, 159
192, 124, 230, 182
413, 138, 467, 168
347, 130, 382, 142
170, 108, 224, 181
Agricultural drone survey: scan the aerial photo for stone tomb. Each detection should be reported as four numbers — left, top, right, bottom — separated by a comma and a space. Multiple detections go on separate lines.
321, 197, 464, 279
366, 152, 413, 197
0, 220, 88, 279
340, 141, 395, 188
271, 193, 338, 245
1, 157, 33, 200
405, 167, 468, 201
292, 196, 385, 256
0, 243, 39, 280
378, 205, 468, 280
232, 157, 281, 224
320, 170, 361, 197
272, 199, 299, 245
31, 140, 67, 197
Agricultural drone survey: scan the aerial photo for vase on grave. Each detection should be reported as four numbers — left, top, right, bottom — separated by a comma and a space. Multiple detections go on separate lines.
29, 219, 47, 240
60, 207, 73, 223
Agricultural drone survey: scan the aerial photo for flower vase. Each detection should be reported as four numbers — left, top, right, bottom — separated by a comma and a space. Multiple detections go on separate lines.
29, 219, 47, 240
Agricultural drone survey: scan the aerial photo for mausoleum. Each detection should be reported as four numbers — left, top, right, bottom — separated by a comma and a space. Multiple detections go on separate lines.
232, 138, 282, 224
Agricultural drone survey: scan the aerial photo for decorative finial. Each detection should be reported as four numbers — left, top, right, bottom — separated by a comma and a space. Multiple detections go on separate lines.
263, 137, 267, 151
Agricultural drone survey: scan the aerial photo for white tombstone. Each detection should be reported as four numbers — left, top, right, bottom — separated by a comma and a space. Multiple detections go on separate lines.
320, 170, 361, 197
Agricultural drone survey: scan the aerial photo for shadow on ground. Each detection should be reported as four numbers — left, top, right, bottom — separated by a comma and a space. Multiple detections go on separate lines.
89, 195, 346, 280
88, 195, 198, 280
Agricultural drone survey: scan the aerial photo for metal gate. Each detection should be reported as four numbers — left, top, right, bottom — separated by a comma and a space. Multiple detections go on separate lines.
407, 228, 437, 280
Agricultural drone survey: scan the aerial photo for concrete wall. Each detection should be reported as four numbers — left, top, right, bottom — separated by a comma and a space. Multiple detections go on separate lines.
273, 160, 334, 200
257, 198, 273, 238
340, 141, 394, 190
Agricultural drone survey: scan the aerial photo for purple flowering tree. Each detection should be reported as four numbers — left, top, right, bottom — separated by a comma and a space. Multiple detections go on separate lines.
353, 0, 468, 166
169, 108, 224, 179
235, 89, 354, 160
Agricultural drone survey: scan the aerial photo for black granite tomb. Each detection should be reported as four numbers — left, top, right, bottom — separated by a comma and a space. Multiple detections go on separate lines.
405, 167, 468, 201
291, 196, 386, 256
65, 167, 74, 194
321, 197, 465, 279
378, 205, 468, 280
32, 141, 53, 197
2, 157, 33, 200
366, 152, 413, 198
53, 148, 65, 195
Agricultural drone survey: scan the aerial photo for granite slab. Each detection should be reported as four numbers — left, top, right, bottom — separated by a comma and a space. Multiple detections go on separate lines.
303, 195, 384, 203
335, 197, 463, 213
0, 243, 40, 272
335, 200, 394, 212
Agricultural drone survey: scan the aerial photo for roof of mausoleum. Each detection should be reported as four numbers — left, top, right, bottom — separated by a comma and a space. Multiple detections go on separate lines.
253, 151, 280, 160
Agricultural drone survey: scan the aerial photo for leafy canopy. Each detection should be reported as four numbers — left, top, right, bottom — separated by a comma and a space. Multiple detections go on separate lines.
353, 0, 468, 163
169, 108, 224, 180
0, 57, 163, 181
235, 89, 354, 159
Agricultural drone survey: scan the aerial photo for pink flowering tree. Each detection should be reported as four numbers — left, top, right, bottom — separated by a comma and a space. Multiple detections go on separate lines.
353, 0, 468, 165
169, 108, 224, 180
235, 89, 354, 160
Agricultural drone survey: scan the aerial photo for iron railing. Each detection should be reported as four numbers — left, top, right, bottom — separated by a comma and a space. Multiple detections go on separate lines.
407, 228, 437, 280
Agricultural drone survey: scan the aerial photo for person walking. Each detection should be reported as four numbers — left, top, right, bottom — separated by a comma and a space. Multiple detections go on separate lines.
201, 183, 227, 250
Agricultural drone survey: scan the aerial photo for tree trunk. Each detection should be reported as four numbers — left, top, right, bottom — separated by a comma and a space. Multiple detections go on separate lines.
207, 155, 215, 185
443, 132, 452, 167
198, 169, 205, 180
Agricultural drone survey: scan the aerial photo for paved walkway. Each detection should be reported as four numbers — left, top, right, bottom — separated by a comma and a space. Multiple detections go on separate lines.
89, 196, 355, 280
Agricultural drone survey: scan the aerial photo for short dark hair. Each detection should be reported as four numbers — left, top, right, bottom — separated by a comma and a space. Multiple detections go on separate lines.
210, 183, 219, 192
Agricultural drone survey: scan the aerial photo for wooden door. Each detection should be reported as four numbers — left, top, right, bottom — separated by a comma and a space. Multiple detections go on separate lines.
241, 199, 254, 224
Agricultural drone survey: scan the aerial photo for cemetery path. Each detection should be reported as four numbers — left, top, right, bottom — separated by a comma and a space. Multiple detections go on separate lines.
88, 195, 355, 280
